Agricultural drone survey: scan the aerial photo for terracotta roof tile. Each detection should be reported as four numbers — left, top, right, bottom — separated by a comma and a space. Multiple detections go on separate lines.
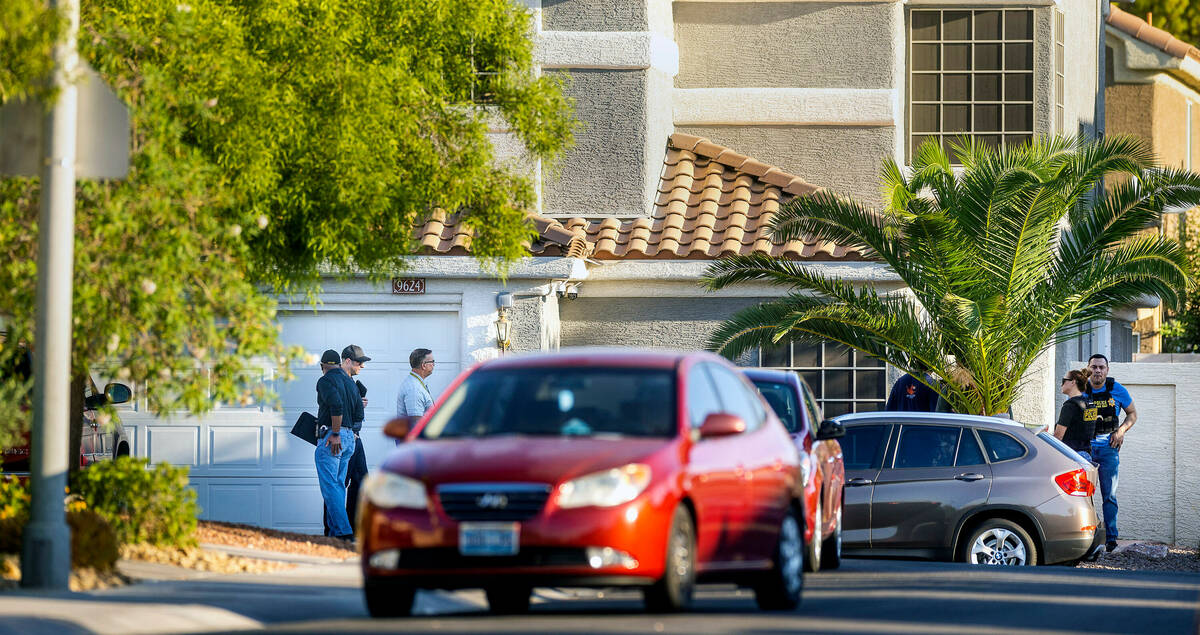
1108, 4, 1200, 63
415, 133, 858, 261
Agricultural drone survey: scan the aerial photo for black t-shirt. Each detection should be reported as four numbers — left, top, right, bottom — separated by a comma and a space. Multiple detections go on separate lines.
1056, 395, 1096, 452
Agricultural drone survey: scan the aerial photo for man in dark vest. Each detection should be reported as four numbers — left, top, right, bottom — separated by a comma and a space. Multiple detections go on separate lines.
1084, 353, 1137, 553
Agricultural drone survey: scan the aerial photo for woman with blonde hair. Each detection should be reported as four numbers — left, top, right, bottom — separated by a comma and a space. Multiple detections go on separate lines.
1055, 367, 1097, 461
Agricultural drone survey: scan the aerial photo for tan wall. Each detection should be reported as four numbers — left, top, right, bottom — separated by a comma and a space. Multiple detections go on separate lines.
673, 2, 897, 90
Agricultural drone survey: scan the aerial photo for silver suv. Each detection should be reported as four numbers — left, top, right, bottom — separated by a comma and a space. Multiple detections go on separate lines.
837, 412, 1104, 566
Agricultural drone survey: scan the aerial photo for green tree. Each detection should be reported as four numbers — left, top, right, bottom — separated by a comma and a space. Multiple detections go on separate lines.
1128, 0, 1200, 49
0, 0, 574, 451
704, 136, 1200, 415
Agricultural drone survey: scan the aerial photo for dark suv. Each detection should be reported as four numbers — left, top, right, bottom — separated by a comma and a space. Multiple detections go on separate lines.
838, 412, 1105, 566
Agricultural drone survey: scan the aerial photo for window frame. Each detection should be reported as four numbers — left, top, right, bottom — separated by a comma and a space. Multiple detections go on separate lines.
889, 423, 965, 470
907, 7, 1037, 163
752, 340, 886, 416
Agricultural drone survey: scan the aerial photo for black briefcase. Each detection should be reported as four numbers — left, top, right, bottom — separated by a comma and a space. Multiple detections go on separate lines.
291, 411, 319, 446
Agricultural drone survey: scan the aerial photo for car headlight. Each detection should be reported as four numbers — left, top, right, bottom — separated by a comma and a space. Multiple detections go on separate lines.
557, 464, 651, 509
363, 472, 428, 509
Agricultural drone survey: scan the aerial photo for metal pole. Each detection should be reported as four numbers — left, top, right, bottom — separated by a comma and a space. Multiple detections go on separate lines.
21, 0, 80, 591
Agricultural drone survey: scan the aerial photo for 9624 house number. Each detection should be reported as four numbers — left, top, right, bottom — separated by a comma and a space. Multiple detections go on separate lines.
391, 278, 426, 294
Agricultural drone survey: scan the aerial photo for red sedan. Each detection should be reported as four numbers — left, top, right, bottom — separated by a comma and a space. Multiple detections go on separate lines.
359, 349, 807, 616
744, 369, 846, 571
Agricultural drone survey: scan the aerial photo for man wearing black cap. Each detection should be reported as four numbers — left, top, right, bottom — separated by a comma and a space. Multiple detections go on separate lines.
334, 345, 370, 533
315, 349, 357, 541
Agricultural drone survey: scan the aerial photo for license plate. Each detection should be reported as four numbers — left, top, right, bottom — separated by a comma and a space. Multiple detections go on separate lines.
458, 522, 519, 556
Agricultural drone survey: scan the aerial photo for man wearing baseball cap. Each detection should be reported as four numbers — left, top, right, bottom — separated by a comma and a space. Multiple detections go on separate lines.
341, 344, 370, 532
314, 348, 357, 541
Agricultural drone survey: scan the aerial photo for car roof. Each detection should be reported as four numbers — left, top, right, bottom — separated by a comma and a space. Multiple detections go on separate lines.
741, 368, 797, 384
478, 347, 720, 371
834, 411, 1028, 431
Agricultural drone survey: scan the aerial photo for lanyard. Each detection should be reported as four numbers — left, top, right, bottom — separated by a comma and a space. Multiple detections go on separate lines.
410, 371, 430, 396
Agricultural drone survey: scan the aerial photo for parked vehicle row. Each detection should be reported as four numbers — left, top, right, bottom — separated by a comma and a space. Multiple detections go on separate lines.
355, 349, 1103, 618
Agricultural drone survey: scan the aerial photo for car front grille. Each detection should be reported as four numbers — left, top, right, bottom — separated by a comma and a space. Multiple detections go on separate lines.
436, 483, 552, 522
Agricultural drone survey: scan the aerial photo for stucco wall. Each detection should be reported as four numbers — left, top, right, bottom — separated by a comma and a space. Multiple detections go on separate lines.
673, 2, 896, 89
542, 0, 647, 32
1060, 0, 1099, 137
676, 125, 893, 207
1066, 362, 1200, 547
1105, 83, 1156, 142
542, 69, 652, 217
560, 296, 770, 353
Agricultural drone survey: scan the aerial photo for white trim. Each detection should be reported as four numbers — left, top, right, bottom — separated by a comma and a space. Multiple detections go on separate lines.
324, 256, 590, 280
673, 88, 898, 126
581, 260, 900, 282
536, 31, 679, 76
904, 0, 1059, 5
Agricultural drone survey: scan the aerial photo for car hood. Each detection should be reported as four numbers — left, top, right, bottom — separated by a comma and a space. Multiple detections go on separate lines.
382, 436, 673, 485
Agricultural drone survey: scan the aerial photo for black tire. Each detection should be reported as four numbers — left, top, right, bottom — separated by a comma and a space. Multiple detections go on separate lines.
643, 505, 696, 612
805, 494, 822, 573
754, 506, 804, 611
960, 518, 1037, 566
364, 578, 416, 618
485, 585, 532, 614
821, 500, 843, 570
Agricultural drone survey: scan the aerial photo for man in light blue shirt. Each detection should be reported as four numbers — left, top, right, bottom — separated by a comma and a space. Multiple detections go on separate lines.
396, 347, 434, 422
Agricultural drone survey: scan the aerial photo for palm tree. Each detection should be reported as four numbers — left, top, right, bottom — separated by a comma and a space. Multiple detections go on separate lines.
704, 136, 1200, 415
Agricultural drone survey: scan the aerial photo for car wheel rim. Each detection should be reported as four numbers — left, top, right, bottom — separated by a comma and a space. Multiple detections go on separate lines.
834, 506, 843, 558
970, 528, 1027, 566
811, 498, 822, 563
780, 514, 802, 594
672, 524, 693, 582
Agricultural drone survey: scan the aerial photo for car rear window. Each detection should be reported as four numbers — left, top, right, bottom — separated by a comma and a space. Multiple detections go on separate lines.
956, 429, 987, 466
421, 367, 677, 439
752, 380, 801, 433
1037, 432, 1092, 466
977, 430, 1027, 462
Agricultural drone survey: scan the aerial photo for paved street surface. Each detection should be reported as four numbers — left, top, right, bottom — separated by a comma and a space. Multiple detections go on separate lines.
1, 557, 1197, 635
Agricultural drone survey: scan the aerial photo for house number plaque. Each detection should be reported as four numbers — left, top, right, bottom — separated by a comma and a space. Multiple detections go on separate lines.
391, 278, 426, 294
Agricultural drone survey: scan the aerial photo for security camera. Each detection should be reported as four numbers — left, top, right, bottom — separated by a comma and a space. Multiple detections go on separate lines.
566, 289, 578, 300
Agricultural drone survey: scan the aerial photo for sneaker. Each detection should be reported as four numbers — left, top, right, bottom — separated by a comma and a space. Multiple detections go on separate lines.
1105, 540, 1118, 552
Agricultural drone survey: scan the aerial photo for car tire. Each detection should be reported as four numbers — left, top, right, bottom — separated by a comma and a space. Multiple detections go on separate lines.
485, 585, 532, 614
364, 577, 416, 618
805, 494, 822, 573
755, 506, 804, 611
643, 505, 696, 613
962, 518, 1037, 566
821, 501, 843, 570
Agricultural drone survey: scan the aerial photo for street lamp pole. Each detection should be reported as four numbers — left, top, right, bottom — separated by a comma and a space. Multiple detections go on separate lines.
21, 0, 80, 590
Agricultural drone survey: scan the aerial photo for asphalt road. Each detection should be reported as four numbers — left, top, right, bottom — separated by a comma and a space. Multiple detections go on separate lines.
84, 558, 1200, 635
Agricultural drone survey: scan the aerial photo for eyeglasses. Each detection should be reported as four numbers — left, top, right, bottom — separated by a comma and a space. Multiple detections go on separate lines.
1061, 377, 1073, 383
423, 360, 435, 366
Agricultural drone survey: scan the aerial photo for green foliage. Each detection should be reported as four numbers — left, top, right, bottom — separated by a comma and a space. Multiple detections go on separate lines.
0, 475, 30, 525
1162, 217, 1200, 352
70, 457, 198, 547
1127, 0, 1200, 48
0, 1, 62, 102
705, 136, 1200, 415
67, 509, 119, 571
0, 0, 574, 445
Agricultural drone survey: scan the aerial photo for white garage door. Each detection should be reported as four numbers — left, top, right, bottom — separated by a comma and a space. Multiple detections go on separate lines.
130, 309, 461, 534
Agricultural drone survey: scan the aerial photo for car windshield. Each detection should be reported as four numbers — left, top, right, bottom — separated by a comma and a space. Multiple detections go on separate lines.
420, 367, 677, 439
751, 380, 800, 433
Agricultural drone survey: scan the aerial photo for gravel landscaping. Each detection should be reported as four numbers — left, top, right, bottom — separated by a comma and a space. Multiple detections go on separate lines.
196, 520, 356, 560
1076, 543, 1200, 573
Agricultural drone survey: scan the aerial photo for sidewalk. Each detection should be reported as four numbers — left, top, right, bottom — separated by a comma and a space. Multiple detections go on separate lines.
0, 544, 480, 635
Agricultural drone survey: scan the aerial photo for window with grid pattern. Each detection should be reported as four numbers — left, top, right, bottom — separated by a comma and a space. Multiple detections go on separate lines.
751, 341, 886, 417
1054, 10, 1065, 133
909, 9, 1035, 162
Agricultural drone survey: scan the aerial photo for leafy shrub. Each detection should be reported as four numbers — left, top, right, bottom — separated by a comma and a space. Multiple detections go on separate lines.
70, 457, 198, 548
0, 476, 30, 554
67, 510, 119, 571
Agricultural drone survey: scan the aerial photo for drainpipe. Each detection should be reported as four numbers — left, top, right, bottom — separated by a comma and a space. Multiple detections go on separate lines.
1096, 0, 1109, 140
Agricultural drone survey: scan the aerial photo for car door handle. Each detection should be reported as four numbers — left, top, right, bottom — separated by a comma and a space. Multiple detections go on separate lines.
847, 478, 873, 487
955, 473, 985, 482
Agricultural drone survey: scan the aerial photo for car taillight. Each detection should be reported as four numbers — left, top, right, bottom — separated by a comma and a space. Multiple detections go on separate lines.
1054, 469, 1095, 497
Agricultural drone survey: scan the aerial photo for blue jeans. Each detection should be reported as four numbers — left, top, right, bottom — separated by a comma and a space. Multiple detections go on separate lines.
316, 428, 356, 537
1091, 440, 1120, 540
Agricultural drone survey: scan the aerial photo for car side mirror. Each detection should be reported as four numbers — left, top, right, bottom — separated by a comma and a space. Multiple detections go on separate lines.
699, 413, 746, 439
814, 418, 845, 440
105, 382, 132, 405
383, 416, 417, 441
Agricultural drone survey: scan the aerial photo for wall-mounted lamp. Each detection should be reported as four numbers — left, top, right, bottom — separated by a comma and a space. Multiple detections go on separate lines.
495, 291, 513, 353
